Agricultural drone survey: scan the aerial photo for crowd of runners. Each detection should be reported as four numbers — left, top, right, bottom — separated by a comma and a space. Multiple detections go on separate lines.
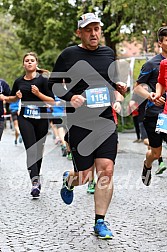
0, 13, 167, 240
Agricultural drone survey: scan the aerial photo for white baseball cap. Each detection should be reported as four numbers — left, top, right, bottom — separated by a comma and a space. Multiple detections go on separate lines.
78, 13, 104, 29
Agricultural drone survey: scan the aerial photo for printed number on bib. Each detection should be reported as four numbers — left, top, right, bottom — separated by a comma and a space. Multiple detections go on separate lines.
155, 113, 167, 134
85, 87, 110, 108
24, 105, 40, 119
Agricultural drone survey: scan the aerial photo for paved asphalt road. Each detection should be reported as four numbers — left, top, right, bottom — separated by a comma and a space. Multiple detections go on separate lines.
0, 126, 167, 252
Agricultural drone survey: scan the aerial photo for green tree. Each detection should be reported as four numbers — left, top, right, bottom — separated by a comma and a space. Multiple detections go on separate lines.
0, 13, 25, 86
1, 0, 80, 70
85, 0, 167, 54
1, 0, 167, 69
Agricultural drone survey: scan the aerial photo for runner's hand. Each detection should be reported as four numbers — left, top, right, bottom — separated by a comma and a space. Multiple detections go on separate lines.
149, 92, 165, 106
116, 82, 127, 95
31, 85, 39, 96
149, 92, 157, 101
16, 90, 22, 99
0, 94, 6, 101
70, 95, 86, 108
154, 96, 165, 106
113, 101, 121, 113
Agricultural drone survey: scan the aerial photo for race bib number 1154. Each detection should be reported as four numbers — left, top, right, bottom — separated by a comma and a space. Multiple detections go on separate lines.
85, 87, 111, 108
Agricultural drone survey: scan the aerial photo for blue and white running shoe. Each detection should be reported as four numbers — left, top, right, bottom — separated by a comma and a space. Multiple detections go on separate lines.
60, 171, 74, 204
94, 219, 113, 239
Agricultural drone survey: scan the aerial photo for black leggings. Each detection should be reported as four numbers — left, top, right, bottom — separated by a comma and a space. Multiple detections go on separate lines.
133, 116, 140, 140
18, 115, 49, 183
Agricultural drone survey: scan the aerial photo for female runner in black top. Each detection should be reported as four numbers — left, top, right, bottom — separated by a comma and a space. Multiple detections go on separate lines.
1, 52, 54, 197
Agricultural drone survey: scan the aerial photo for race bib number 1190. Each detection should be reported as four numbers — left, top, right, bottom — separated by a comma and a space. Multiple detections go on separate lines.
24, 105, 41, 119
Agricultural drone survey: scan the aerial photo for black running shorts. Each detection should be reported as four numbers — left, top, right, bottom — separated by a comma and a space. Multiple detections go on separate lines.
143, 116, 167, 148
11, 112, 18, 122
65, 123, 118, 172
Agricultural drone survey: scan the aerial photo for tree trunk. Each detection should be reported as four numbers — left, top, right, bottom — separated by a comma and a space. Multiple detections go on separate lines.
104, 32, 117, 55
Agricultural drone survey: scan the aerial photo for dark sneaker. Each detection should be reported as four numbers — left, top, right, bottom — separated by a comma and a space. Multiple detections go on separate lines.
87, 180, 96, 194
94, 219, 113, 239
31, 182, 41, 198
142, 162, 152, 186
61, 145, 67, 157
155, 162, 167, 175
60, 171, 74, 205
14, 139, 17, 145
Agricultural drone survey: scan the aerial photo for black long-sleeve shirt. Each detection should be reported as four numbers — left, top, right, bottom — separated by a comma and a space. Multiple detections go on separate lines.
48, 45, 117, 123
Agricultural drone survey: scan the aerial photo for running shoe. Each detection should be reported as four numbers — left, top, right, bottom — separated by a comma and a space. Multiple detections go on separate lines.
94, 219, 113, 239
61, 145, 67, 157
87, 180, 96, 194
155, 162, 167, 175
31, 182, 41, 198
19, 135, 22, 143
142, 162, 152, 186
14, 139, 17, 145
67, 152, 72, 160
60, 171, 74, 205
